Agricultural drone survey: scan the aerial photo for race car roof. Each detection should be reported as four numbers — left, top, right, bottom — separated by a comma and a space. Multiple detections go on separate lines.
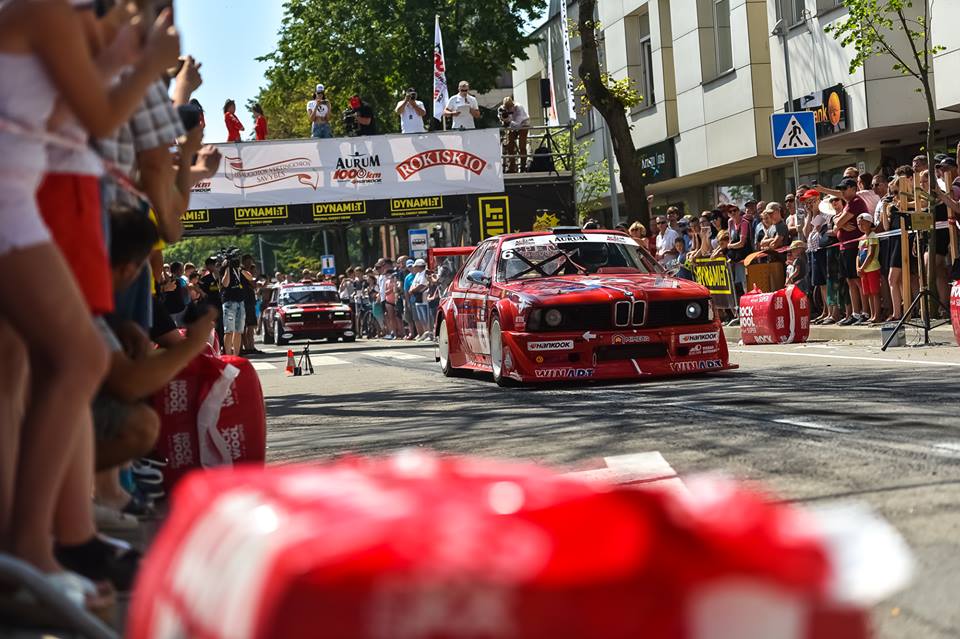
500, 232, 640, 251
279, 284, 337, 293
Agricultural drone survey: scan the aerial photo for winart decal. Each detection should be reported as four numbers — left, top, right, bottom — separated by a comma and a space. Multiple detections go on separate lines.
534, 368, 595, 379
669, 359, 724, 372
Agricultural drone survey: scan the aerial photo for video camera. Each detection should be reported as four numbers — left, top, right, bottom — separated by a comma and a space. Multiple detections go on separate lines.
211, 246, 242, 269
342, 109, 359, 136
497, 105, 513, 125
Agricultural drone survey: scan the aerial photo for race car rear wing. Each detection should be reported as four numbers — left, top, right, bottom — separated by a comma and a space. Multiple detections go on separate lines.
428, 246, 475, 270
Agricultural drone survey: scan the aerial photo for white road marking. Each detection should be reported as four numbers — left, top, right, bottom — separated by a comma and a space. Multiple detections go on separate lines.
931, 442, 960, 458
368, 351, 429, 361
729, 349, 960, 367
250, 362, 276, 371
305, 355, 351, 366
564, 451, 688, 496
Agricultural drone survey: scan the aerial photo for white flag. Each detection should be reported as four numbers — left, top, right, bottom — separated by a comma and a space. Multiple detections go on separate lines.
433, 15, 449, 123
558, 0, 576, 121
545, 39, 560, 126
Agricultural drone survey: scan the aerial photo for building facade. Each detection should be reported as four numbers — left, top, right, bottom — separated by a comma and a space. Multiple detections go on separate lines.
513, 0, 960, 220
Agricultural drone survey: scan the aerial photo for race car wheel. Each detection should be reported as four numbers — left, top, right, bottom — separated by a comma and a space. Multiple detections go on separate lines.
490, 317, 517, 387
343, 335, 356, 343
275, 320, 289, 346
438, 317, 463, 377
262, 321, 275, 345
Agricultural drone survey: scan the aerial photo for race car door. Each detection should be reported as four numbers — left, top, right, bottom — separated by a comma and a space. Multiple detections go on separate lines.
455, 242, 495, 363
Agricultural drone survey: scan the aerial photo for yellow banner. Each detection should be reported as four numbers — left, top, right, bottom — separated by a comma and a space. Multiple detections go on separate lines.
693, 257, 733, 295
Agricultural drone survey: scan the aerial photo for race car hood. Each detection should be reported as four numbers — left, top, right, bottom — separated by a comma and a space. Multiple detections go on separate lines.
498, 274, 710, 305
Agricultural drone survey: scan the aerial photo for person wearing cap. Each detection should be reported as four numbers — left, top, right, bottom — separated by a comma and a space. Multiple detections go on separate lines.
408, 259, 432, 340
856, 213, 882, 323
786, 240, 808, 286
758, 203, 788, 251
799, 190, 829, 323
395, 88, 426, 134
725, 205, 751, 300
834, 178, 867, 325
308, 84, 332, 139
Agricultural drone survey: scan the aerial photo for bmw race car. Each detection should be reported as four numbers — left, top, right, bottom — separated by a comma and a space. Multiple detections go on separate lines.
433, 228, 736, 386
261, 283, 355, 345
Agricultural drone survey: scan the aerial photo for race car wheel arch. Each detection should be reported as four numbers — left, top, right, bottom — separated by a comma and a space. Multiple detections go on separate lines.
438, 316, 467, 377
493, 298, 520, 331
275, 319, 289, 346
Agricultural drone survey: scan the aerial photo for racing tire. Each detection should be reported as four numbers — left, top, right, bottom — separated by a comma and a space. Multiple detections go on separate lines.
326, 336, 338, 343
275, 320, 289, 346
490, 317, 517, 388
261, 324, 275, 345
342, 335, 356, 343
438, 317, 466, 378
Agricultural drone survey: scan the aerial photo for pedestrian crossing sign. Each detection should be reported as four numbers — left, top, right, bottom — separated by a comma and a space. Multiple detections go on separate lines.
771, 111, 818, 158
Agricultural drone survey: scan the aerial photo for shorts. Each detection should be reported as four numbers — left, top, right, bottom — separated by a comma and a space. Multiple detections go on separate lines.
311, 122, 332, 139
244, 300, 258, 328
860, 269, 882, 296
808, 250, 827, 287
92, 393, 135, 441
403, 298, 415, 323
0, 172, 51, 257
731, 261, 746, 286
839, 246, 859, 280
38, 174, 114, 315
222, 300, 246, 333
414, 302, 431, 327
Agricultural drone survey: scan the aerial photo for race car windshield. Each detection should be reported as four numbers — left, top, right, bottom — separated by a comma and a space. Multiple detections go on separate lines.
499, 237, 659, 280
280, 289, 340, 305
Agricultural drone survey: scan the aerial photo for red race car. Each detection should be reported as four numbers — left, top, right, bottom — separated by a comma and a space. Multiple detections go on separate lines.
262, 283, 355, 345
433, 228, 735, 386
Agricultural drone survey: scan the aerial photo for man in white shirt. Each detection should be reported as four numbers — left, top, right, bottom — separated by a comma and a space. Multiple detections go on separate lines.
499, 96, 530, 172
307, 84, 332, 139
654, 216, 679, 265
395, 88, 426, 134
444, 80, 480, 130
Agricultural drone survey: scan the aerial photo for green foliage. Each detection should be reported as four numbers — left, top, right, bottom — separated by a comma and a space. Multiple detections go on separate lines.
823, 0, 944, 79
255, 0, 547, 139
553, 125, 612, 218
575, 75, 641, 113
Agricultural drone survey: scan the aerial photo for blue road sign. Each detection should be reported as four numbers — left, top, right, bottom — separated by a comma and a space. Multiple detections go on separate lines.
771, 111, 818, 159
321, 254, 336, 276
408, 228, 429, 259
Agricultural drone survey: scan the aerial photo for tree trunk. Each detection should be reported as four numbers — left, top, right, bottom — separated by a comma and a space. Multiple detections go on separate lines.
577, 0, 649, 226
923, 80, 939, 310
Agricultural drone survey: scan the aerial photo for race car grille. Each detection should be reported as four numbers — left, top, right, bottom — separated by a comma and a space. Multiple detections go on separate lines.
614, 300, 646, 327
645, 298, 711, 327
595, 344, 668, 361
302, 311, 330, 321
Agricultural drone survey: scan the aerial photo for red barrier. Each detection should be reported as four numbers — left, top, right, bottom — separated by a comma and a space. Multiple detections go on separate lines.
151, 353, 265, 490
128, 456, 883, 639
739, 285, 810, 345
951, 281, 960, 347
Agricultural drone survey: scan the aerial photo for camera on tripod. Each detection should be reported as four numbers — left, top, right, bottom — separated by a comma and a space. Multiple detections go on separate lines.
212, 246, 242, 269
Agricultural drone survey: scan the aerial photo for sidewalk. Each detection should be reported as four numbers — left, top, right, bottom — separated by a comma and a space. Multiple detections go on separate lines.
723, 323, 957, 345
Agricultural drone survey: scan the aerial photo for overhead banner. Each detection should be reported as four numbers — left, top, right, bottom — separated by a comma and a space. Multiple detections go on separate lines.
188, 129, 504, 210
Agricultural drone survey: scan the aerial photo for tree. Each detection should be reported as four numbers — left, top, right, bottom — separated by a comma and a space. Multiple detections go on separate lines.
824, 0, 945, 303
576, 0, 649, 225
256, 0, 546, 139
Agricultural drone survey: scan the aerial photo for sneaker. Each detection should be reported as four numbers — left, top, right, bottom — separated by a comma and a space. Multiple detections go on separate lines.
821, 317, 837, 325
384, 334, 395, 341
837, 316, 856, 326
853, 314, 869, 325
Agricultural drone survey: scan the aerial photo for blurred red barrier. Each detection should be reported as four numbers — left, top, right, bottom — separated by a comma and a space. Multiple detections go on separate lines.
739, 285, 810, 345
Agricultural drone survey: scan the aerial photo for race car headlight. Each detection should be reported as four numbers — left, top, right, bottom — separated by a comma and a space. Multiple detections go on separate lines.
288, 313, 303, 319
528, 309, 543, 331
684, 302, 702, 320
544, 308, 563, 327
333, 311, 350, 318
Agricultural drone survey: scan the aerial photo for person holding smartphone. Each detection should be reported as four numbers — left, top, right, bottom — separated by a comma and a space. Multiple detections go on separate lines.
308, 84, 332, 138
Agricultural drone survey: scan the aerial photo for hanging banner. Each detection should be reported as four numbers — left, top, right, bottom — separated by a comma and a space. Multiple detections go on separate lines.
558, 0, 577, 122
693, 257, 733, 295
545, 39, 560, 127
188, 129, 504, 210
432, 15, 449, 123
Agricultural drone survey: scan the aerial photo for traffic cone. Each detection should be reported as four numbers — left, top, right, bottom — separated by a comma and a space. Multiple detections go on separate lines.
284, 349, 296, 376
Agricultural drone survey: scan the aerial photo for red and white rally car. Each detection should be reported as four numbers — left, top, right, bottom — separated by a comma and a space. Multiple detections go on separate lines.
433, 228, 735, 386
261, 283, 355, 346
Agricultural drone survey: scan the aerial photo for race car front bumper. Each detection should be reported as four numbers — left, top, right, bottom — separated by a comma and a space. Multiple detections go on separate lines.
500, 323, 736, 382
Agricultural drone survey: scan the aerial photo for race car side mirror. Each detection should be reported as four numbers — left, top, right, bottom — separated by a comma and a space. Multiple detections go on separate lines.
466, 270, 491, 287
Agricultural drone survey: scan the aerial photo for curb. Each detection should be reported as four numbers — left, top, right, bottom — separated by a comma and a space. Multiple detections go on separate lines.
722, 323, 957, 345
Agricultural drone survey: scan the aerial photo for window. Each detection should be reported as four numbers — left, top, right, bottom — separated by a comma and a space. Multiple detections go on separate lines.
629, 13, 656, 109
815, 0, 843, 13
639, 37, 655, 107
712, 0, 733, 74
776, 0, 807, 25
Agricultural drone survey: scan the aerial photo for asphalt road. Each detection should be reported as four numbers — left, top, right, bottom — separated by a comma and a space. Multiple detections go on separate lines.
249, 336, 960, 639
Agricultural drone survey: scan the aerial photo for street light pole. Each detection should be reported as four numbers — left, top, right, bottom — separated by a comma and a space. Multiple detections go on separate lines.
774, 0, 802, 196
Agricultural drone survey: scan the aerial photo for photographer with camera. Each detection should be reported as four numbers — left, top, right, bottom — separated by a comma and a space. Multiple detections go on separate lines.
307, 84, 332, 139
395, 87, 426, 134
219, 249, 252, 356
444, 81, 480, 130
498, 96, 530, 173
344, 94, 377, 136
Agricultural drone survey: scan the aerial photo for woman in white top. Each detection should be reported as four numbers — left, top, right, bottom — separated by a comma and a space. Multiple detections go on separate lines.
0, 0, 178, 611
